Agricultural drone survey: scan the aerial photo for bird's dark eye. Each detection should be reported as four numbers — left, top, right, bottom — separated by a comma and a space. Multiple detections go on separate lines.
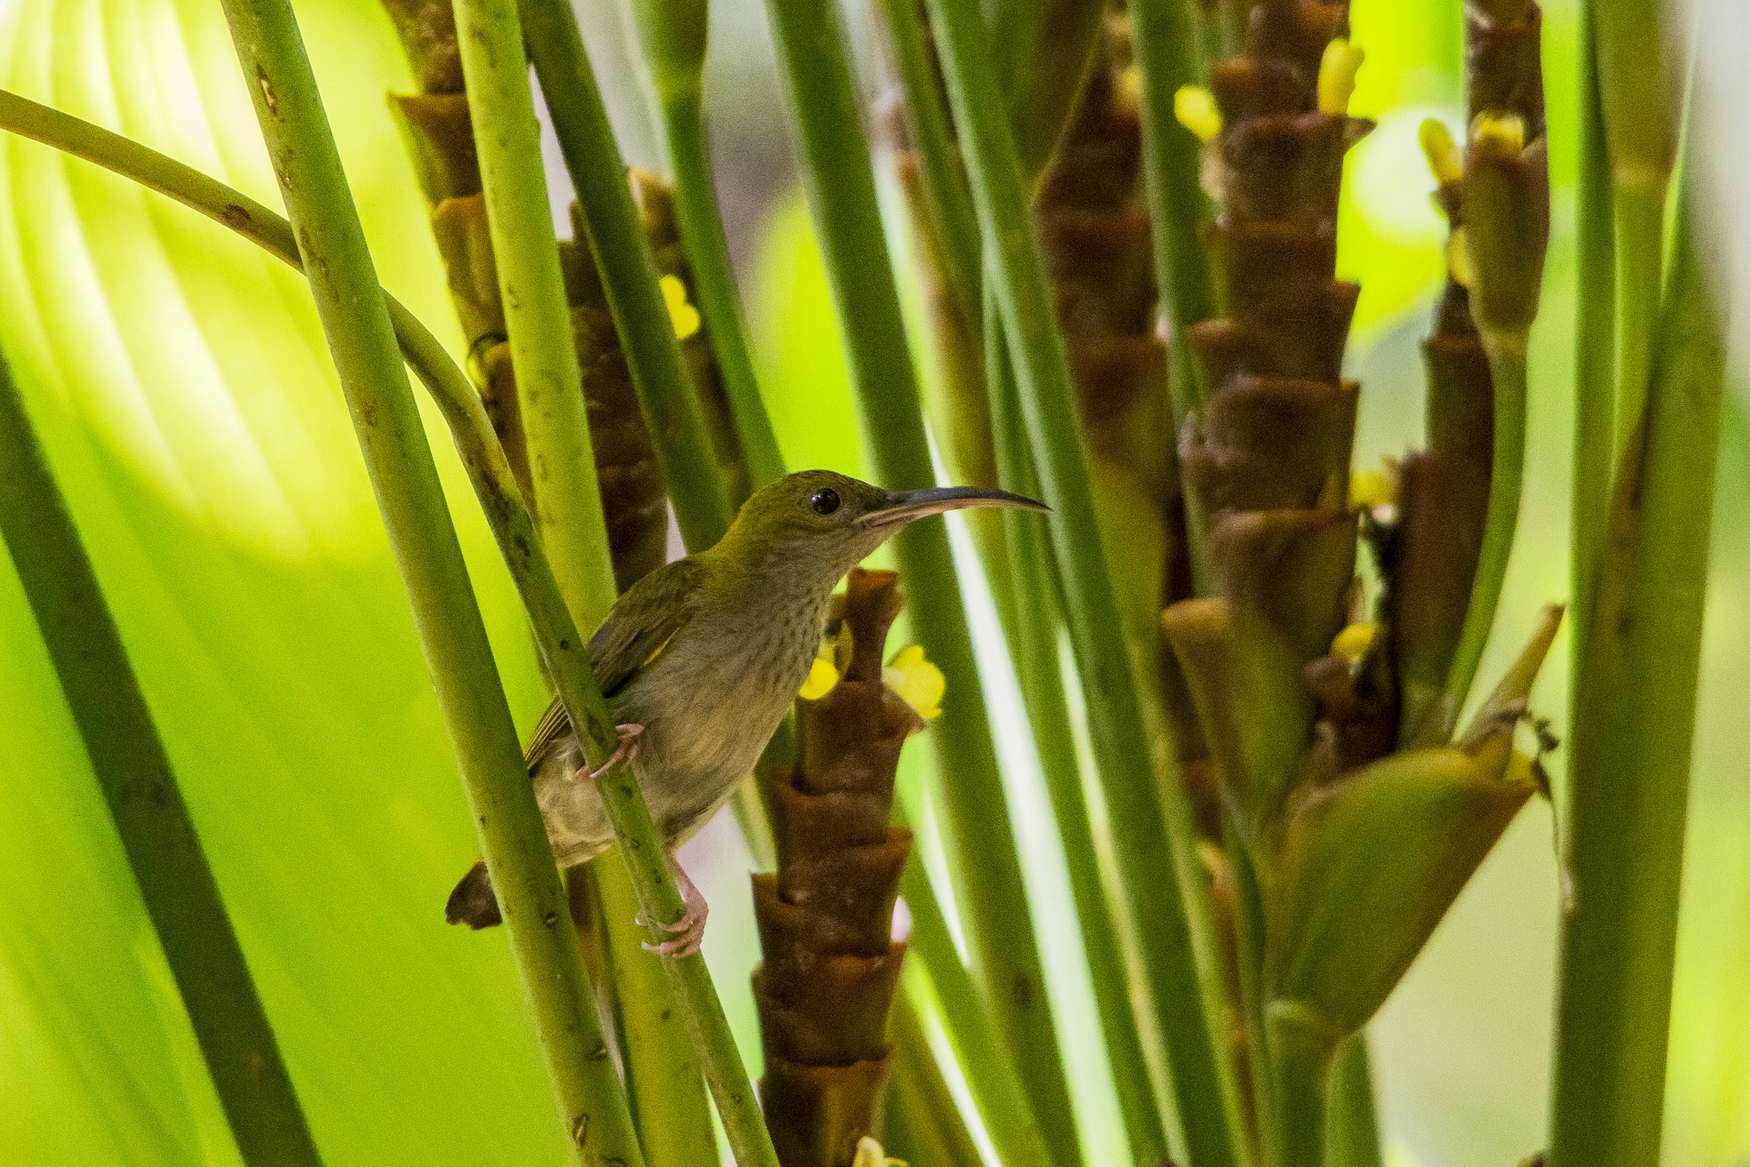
809, 488, 841, 516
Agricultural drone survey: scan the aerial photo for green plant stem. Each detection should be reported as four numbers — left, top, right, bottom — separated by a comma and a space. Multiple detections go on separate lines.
1570, 0, 1618, 672
1267, 1009, 1335, 1167
885, 1000, 986, 1167
1128, 0, 1218, 430
451, 0, 616, 621
899, 870, 1056, 1167
1438, 333, 1528, 726
210, 3, 641, 1161
446, 4, 717, 1163
922, 1, 1246, 1165
1324, 1037, 1383, 1167
874, 0, 982, 322
1550, 121, 1727, 1167
0, 357, 322, 1166
987, 293, 1172, 1162
758, 1, 1082, 1157
518, 0, 736, 550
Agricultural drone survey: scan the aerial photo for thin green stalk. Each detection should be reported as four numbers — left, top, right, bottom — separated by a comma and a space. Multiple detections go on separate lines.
1570, 0, 1618, 670
900, 868, 1056, 1167
987, 292, 1172, 1163
625, 0, 785, 490
1550, 112, 1727, 1167
0, 356, 321, 1166
874, 0, 982, 321
1267, 1009, 1335, 1167
211, 3, 640, 1160
1439, 335, 1528, 723
518, 0, 736, 550
446, 4, 717, 1163
758, 1, 1082, 1156
1128, 0, 1218, 430
922, 1, 1246, 1164
1324, 1037, 1383, 1167
885, 1000, 986, 1167
451, 0, 616, 621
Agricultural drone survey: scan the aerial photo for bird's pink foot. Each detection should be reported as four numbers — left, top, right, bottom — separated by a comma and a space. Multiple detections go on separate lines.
581, 723, 644, 782
639, 859, 709, 958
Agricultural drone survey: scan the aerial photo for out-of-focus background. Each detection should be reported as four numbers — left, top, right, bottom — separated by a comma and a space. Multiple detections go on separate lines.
0, 0, 1743, 1163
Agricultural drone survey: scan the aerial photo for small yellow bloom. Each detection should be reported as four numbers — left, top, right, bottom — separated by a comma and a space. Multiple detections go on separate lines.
1419, 117, 1463, 187
1350, 465, 1399, 509
1174, 85, 1222, 142
1331, 622, 1380, 663
798, 655, 839, 701
1316, 39, 1365, 116
884, 644, 945, 721
659, 273, 702, 341
1470, 111, 1527, 157
1116, 64, 1142, 113
1447, 225, 1476, 288
852, 1136, 908, 1167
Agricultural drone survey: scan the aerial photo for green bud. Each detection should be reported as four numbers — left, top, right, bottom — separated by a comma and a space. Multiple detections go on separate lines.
1463, 113, 1549, 337
1260, 605, 1562, 1035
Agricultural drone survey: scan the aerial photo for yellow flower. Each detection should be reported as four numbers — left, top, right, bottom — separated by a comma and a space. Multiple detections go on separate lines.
1447, 225, 1476, 288
1174, 85, 1222, 142
1419, 117, 1463, 187
1350, 464, 1399, 510
1469, 110, 1527, 158
852, 1136, 907, 1167
1317, 38, 1365, 116
884, 644, 945, 720
797, 621, 854, 701
659, 273, 701, 341
1331, 621, 1380, 663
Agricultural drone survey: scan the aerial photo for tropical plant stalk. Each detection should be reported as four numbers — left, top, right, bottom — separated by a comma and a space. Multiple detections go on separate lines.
1549, 102, 1727, 1167
518, 0, 735, 550
758, 1, 1083, 1157
1268, 1008, 1333, 1167
922, 1, 1247, 1164
625, 0, 785, 489
987, 291, 1174, 1161
442, 4, 720, 1163
1569, 0, 1618, 666
210, 2, 642, 1160
1129, 0, 1219, 428
0, 354, 323, 1167
1324, 1037, 1383, 1167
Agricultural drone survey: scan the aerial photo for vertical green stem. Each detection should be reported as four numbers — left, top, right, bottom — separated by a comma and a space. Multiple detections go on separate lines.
519, 0, 736, 550
1128, 0, 1218, 429
1267, 1010, 1334, 1167
1570, 0, 1618, 669
758, 1, 1083, 1157
1550, 114, 1727, 1167
0, 356, 322, 1166
987, 291, 1172, 1162
922, 1, 1246, 1164
212, 3, 640, 1160
884, 1000, 986, 1167
1439, 335, 1529, 723
1324, 1037, 1383, 1167
444, 5, 720, 1162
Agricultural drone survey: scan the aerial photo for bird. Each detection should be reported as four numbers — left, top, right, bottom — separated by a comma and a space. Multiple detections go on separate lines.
445, 468, 1046, 955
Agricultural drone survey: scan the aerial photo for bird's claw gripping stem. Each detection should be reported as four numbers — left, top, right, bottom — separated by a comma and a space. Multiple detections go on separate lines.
638, 857, 709, 958
583, 723, 644, 781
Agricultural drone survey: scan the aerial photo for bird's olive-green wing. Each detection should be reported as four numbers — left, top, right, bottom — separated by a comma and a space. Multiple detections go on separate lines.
521, 555, 707, 770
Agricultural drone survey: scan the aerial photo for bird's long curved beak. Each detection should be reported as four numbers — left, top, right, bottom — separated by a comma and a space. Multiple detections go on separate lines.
859, 485, 1049, 529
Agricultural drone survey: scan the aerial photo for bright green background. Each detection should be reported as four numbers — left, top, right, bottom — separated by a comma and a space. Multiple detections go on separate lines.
0, 0, 1742, 1164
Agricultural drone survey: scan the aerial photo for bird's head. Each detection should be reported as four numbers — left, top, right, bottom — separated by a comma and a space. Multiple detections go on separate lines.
715, 470, 1046, 587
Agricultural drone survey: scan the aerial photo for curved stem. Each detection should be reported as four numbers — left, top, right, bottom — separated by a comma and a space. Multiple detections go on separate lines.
758, 1, 1082, 1155
1439, 333, 1529, 726
206, 4, 642, 1160
0, 355, 323, 1166
921, 1, 1247, 1164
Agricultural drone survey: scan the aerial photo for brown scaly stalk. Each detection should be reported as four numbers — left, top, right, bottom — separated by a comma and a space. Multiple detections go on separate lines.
381, 0, 667, 591
753, 569, 917, 1166
1160, 3, 1557, 1162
